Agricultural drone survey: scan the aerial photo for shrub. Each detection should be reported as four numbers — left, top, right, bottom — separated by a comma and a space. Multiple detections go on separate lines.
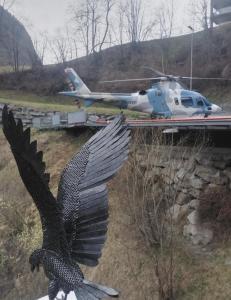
199, 186, 231, 234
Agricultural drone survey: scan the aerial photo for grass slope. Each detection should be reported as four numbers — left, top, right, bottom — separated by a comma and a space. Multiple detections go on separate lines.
0, 89, 144, 117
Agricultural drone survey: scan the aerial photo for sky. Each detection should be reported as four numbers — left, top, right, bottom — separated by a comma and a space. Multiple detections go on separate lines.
13, 0, 70, 35
9, 0, 204, 63
12, 0, 196, 34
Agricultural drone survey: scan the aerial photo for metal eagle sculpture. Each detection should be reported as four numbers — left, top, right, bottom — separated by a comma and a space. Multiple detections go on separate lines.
2, 105, 130, 300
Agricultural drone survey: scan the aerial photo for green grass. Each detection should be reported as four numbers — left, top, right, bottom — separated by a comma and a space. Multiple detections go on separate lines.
0, 89, 145, 117
0, 66, 31, 74
0, 97, 77, 112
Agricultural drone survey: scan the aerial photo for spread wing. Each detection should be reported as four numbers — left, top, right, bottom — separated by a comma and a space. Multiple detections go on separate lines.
57, 116, 130, 267
2, 106, 68, 255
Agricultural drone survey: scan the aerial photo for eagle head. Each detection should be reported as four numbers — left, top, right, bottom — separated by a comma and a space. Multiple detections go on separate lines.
29, 249, 45, 272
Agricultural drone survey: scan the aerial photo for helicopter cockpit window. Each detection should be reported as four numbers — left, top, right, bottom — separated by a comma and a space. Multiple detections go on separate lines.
197, 99, 204, 107
203, 98, 211, 106
181, 97, 193, 107
174, 98, 179, 105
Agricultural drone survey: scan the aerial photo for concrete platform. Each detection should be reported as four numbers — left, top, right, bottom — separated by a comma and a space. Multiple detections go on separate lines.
87, 115, 231, 131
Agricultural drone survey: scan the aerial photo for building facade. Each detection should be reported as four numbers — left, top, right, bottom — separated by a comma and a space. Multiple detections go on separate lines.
212, 0, 231, 24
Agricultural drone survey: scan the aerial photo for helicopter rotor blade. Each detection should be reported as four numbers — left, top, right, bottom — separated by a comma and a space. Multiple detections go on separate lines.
142, 66, 166, 77
100, 75, 231, 84
142, 66, 182, 80
180, 76, 231, 81
100, 77, 164, 83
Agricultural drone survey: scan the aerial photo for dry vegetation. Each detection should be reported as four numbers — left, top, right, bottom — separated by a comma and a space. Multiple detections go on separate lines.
199, 186, 231, 240
1, 129, 231, 299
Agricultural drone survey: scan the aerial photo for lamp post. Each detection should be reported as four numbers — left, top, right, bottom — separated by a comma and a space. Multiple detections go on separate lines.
188, 25, 194, 90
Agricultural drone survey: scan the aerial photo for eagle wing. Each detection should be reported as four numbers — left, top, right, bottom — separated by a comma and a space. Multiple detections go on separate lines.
2, 106, 68, 255
57, 116, 130, 266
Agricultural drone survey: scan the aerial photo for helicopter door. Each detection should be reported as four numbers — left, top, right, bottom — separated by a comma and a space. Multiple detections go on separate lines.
148, 89, 171, 116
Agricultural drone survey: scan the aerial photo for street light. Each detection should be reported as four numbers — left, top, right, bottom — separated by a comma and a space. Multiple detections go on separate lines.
188, 25, 194, 90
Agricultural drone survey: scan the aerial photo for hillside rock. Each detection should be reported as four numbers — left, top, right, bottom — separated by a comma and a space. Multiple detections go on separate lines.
183, 223, 213, 246
0, 6, 38, 68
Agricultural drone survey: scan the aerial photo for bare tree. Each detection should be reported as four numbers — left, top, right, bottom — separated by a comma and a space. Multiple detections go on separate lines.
155, 0, 174, 39
117, 1, 126, 46
98, 0, 115, 51
31, 31, 49, 66
0, 0, 16, 8
190, 0, 210, 31
72, 1, 91, 56
49, 27, 78, 64
50, 33, 69, 64
124, 0, 156, 43
65, 25, 78, 60
155, 0, 174, 72
124, 129, 203, 300
2, 20, 22, 71
71, 0, 114, 55
110, 1, 126, 51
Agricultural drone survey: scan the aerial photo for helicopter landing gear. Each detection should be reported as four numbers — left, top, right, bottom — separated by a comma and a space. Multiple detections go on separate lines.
151, 113, 170, 119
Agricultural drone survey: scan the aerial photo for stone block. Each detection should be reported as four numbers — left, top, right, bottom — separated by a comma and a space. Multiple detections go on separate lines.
183, 223, 213, 246
187, 210, 200, 225
183, 224, 198, 236
189, 188, 201, 198
194, 165, 217, 182
195, 166, 228, 185
189, 175, 204, 190
210, 172, 228, 185
192, 226, 213, 246
223, 168, 231, 181
176, 168, 186, 180
213, 161, 227, 170
188, 199, 200, 210
176, 192, 191, 205
195, 156, 213, 167
168, 204, 190, 222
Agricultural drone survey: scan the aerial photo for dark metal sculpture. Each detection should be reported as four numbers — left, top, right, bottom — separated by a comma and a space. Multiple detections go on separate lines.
2, 105, 130, 300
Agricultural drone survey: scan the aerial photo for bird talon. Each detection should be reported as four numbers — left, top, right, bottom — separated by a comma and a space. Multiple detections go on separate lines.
31, 264, 35, 272
30, 263, 40, 272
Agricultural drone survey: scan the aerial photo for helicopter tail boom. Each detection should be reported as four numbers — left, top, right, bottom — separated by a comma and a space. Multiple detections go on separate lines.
65, 68, 91, 94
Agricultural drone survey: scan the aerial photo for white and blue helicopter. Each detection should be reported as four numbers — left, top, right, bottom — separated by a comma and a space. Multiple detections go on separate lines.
60, 68, 224, 118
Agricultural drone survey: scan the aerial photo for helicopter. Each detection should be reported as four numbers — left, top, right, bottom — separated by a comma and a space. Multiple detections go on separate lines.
59, 68, 225, 118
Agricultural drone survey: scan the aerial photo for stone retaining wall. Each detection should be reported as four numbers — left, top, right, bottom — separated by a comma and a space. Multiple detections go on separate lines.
136, 145, 231, 245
